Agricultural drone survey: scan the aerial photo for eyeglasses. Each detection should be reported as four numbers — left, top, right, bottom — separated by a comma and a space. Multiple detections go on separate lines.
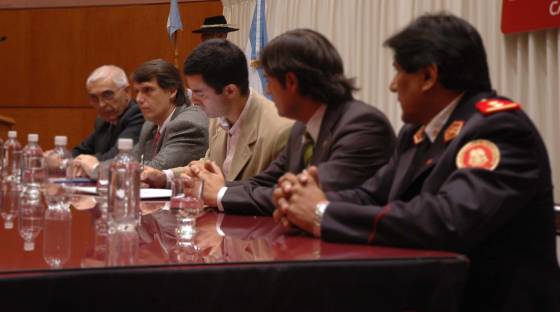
88, 86, 126, 104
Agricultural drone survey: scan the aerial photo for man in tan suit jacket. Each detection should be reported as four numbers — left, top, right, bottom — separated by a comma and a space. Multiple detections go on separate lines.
141, 40, 292, 187
201, 91, 292, 181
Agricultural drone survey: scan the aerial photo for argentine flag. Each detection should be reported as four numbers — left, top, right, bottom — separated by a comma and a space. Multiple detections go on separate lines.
167, 0, 183, 40
245, 0, 268, 96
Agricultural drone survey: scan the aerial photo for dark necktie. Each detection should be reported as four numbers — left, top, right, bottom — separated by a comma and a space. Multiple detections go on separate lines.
152, 130, 161, 157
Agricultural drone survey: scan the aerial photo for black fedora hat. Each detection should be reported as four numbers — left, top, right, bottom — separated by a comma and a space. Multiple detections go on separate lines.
192, 15, 239, 34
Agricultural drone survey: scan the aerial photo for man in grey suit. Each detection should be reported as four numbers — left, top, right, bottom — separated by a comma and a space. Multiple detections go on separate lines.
130, 59, 208, 169
186, 29, 396, 216
72, 65, 144, 161
74, 59, 208, 177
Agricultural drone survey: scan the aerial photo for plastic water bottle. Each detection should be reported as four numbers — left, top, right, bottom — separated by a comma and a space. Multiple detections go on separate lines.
108, 138, 140, 232
1, 182, 22, 229
43, 194, 72, 268
106, 230, 139, 266
21, 133, 46, 187
18, 184, 44, 251
2, 131, 22, 184
46, 136, 72, 180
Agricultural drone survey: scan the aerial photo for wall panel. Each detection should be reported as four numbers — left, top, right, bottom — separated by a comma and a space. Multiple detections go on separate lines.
0, 108, 96, 149
0, 0, 222, 149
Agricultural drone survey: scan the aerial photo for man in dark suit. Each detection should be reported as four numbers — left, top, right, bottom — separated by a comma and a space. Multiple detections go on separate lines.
72, 65, 144, 161
273, 13, 560, 312
187, 29, 396, 216
74, 59, 208, 177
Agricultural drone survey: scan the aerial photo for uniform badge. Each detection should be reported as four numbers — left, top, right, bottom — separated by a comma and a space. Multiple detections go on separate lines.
476, 99, 520, 116
413, 126, 426, 145
444, 121, 464, 143
456, 139, 500, 170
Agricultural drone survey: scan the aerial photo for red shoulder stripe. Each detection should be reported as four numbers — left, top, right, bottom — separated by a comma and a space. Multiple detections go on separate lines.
476, 99, 521, 116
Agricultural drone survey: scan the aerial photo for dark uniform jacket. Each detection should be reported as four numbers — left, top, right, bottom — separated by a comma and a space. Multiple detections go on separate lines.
72, 100, 144, 161
324, 91, 560, 311
222, 99, 397, 216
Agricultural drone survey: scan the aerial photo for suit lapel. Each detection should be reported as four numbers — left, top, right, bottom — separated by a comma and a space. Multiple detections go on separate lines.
227, 129, 256, 181
311, 103, 345, 165
389, 127, 422, 200
145, 123, 158, 160
407, 136, 445, 187
110, 101, 134, 147
210, 126, 228, 168
155, 105, 187, 154
227, 100, 259, 181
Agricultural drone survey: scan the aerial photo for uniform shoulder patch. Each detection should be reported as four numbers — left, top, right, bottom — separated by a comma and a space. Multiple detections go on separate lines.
476, 99, 521, 116
456, 139, 500, 170
444, 120, 464, 143
413, 126, 426, 145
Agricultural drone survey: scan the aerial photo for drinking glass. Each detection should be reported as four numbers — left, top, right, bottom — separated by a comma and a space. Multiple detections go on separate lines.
170, 176, 204, 250
96, 161, 110, 199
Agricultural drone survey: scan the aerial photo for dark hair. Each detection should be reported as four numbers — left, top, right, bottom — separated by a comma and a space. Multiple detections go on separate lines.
384, 12, 492, 92
131, 59, 189, 106
259, 29, 356, 105
183, 39, 249, 96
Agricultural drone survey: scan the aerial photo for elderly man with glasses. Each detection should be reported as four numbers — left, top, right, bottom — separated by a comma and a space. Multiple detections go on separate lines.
72, 65, 145, 161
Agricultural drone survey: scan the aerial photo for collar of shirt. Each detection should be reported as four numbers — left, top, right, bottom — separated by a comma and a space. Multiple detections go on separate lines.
218, 88, 253, 136
305, 104, 327, 143
424, 93, 464, 143
156, 107, 176, 135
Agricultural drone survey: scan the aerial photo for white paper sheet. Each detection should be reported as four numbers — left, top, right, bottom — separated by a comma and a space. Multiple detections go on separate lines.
67, 186, 171, 199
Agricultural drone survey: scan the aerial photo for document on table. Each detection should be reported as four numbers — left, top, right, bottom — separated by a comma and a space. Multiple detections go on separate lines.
67, 186, 171, 199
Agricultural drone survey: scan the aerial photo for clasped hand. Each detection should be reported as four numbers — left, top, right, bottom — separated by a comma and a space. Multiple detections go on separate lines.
272, 166, 327, 237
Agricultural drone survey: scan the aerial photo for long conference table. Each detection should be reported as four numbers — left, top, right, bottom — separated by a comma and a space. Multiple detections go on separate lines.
0, 184, 469, 311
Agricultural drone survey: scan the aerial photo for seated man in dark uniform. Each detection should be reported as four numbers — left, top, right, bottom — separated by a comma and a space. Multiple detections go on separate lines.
73, 65, 144, 161
274, 13, 560, 312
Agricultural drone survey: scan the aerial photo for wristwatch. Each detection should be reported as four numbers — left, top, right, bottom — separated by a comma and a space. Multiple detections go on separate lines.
313, 201, 329, 238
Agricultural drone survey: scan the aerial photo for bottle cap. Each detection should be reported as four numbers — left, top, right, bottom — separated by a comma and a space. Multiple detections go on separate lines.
7, 131, 16, 138
54, 136, 67, 146
24, 241, 35, 251
117, 138, 133, 151
28, 133, 38, 143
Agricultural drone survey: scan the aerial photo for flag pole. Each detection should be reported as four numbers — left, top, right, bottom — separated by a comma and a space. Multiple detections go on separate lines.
173, 32, 179, 68
167, 0, 182, 69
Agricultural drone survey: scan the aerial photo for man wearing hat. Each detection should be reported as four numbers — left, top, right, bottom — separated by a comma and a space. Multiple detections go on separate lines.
192, 15, 239, 42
